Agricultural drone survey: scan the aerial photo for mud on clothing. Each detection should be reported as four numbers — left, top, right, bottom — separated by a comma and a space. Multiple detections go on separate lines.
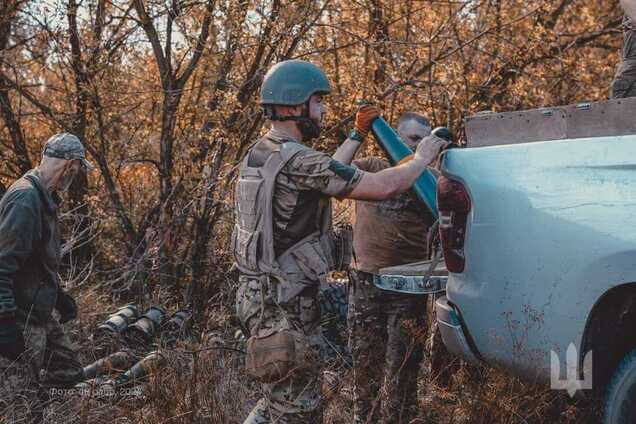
351, 157, 433, 273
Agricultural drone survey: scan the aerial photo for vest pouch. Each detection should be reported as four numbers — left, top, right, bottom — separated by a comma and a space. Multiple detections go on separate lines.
232, 226, 261, 271
319, 233, 336, 271
332, 224, 353, 271
275, 237, 329, 303
236, 172, 263, 231
245, 328, 311, 383
289, 239, 329, 283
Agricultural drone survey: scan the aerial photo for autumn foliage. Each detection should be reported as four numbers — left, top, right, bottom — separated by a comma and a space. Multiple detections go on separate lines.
0, 1, 625, 421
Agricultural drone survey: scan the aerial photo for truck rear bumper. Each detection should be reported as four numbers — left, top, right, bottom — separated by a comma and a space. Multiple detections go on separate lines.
436, 296, 482, 364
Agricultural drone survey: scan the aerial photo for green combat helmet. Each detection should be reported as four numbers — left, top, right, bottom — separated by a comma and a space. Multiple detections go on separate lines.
260, 60, 331, 140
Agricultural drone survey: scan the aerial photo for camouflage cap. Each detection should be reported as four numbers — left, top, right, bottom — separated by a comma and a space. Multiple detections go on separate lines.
42, 133, 94, 171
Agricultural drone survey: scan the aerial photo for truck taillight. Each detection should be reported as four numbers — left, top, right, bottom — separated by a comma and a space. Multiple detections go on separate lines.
437, 176, 471, 273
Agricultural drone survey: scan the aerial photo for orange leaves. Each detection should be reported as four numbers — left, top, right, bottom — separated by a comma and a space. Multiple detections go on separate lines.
0, 0, 627, 275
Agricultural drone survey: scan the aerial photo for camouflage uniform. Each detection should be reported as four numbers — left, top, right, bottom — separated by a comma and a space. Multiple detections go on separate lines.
349, 273, 427, 424
237, 278, 324, 423
234, 131, 362, 423
318, 281, 350, 365
0, 314, 82, 420
349, 157, 434, 424
611, 16, 636, 98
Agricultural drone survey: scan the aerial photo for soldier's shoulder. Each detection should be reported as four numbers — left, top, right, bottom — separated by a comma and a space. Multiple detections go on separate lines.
1, 177, 40, 208
279, 141, 311, 161
285, 144, 330, 171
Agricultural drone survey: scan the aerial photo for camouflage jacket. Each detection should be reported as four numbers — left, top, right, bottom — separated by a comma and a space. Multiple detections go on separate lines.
0, 170, 61, 324
251, 130, 362, 257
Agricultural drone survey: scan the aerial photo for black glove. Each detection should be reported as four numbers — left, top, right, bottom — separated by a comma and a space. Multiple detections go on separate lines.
431, 126, 454, 143
56, 291, 78, 324
0, 320, 25, 361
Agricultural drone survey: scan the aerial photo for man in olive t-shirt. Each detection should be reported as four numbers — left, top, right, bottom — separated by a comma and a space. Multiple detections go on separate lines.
349, 112, 435, 424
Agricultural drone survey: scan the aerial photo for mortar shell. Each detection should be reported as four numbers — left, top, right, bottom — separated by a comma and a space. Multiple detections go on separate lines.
163, 310, 191, 335
118, 351, 166, 385
82, 350, 136, 379
143, 306, 167, 327
125, 306, 167, 343
95, 304, 140, 335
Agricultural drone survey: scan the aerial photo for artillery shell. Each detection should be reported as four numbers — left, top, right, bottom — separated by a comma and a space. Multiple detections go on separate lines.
82, 350, 137, 379
125, 306, 167, 344
117, 351, 166, 385
95, 304, 140, 336
162, 310, 192, 344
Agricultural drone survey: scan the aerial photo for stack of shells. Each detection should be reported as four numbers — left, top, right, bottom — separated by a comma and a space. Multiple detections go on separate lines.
78, 305, 192, 397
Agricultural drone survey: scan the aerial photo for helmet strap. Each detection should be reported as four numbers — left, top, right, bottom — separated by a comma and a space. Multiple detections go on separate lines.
265, 101, 321, 141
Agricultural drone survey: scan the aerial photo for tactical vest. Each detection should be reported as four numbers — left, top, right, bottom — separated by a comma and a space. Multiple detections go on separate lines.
232, 137, 336, 303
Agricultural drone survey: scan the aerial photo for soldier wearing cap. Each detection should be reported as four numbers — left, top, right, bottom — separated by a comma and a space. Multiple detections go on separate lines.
234, 60, 448, 423
0, 133, 91, 419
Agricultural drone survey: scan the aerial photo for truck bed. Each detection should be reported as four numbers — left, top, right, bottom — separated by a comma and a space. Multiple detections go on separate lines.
379, 259, 447, 276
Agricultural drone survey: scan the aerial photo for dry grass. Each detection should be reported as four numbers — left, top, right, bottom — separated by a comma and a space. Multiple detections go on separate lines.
2, 285, 605, 424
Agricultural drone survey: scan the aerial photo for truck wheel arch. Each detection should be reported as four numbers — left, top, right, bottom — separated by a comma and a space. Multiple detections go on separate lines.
581, 283, 636, 393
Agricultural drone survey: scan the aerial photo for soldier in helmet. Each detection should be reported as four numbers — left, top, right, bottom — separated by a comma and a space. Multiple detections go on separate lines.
234, 60, 448, 423
612, 0, 636, 98
0, 133, 90, 419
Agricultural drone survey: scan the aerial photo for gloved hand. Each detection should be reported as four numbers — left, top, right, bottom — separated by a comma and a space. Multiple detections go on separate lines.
0, 320, 25, 361
414, 134, 449, 165
56, 290, 78, 324
354, 104, 381, 138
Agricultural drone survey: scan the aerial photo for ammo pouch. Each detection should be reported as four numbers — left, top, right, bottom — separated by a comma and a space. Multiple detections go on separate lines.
231, 166, 264, 272
245, 328, 311, 383
275, 234, 332, 303
332, 224, 353, 271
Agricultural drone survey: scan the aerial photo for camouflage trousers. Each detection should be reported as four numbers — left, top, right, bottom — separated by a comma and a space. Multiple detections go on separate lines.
0, 314, 84, 421
236, 276, 326, 423
348, 270, 427, 424
611, 59, 636, 99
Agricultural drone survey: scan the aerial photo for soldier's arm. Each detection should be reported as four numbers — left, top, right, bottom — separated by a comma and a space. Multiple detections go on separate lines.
0, 194, 41, 323
332, 138, 363, 165
332, 105, 380, 165
352, 157, 388, 173
622, 0, 636, 21
345, 135, 447, 201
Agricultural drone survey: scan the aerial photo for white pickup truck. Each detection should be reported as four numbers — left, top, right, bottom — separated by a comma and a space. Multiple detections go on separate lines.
426, 97, 636, 423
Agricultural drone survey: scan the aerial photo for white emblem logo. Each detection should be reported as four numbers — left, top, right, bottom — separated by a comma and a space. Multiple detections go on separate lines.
550, 343, 593, 397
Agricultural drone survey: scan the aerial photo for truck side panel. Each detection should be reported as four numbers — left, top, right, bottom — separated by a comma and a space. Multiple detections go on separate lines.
442, 135, 636, 384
